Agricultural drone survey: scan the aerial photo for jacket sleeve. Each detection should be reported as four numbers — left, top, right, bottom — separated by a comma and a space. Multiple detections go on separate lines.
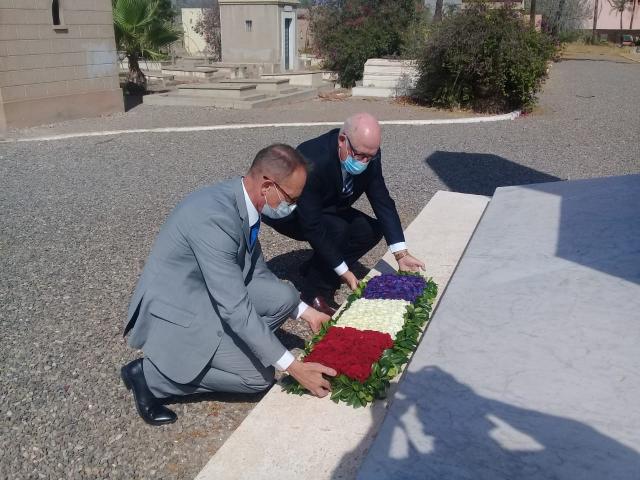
365, 156, 405, 246
295, 171, 345, 269
184, 213, 286, 367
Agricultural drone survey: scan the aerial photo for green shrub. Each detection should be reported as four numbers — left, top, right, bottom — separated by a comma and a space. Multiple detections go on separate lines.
311, 0, 425, 88
414, 4, 556, 112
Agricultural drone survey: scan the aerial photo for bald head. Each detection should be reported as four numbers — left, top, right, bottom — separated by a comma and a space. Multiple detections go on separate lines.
340, 113, 381, 154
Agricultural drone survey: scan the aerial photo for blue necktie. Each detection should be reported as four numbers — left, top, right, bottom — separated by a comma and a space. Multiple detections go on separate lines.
249, 220, 260, 249
342, 173, 353, 197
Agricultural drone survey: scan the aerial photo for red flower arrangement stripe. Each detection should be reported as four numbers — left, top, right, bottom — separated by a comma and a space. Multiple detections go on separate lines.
303, 326, 393, 383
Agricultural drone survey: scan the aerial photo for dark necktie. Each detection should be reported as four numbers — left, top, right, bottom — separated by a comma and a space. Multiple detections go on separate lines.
342, 173, 354, 197
249, 220, 260, 249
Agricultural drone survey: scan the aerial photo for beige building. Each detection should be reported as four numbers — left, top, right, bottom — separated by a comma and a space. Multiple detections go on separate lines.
0, 0, 123, 132
219, 0, 299, 72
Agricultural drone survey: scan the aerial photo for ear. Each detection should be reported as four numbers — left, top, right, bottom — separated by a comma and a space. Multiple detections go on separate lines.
260, 179, 272, 197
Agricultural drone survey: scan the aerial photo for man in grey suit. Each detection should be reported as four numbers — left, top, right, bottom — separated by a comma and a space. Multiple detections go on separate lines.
121, 144, 336, 426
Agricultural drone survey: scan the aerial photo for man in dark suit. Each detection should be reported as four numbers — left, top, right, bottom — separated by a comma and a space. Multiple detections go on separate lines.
121, 144, 336, 426
263, 113, 425, 313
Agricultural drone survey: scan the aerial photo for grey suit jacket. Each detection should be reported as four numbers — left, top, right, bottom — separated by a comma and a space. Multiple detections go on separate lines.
124, 176, 291, 384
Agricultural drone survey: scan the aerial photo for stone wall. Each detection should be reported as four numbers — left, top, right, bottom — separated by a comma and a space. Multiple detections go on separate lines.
0, 0, 123, 131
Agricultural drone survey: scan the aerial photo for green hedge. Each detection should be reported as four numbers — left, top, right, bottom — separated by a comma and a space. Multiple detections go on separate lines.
310, 0, 428, 88
414, 4, 557, 112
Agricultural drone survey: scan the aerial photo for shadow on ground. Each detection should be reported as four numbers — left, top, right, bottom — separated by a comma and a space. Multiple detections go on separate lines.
124, 94, 143, 112
267, 249, 371, 298
333, 367, 640, 479
426, 151, 562, 196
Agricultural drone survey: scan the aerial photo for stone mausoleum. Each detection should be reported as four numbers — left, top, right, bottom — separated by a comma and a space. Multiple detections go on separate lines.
219, 0, 299, 73
0, 0, 122, 132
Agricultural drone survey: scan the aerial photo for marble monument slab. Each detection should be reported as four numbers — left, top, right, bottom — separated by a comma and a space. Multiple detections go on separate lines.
358, 174, 640, 480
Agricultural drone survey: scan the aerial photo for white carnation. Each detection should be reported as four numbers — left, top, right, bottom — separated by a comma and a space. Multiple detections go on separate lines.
336, 298, 409, 338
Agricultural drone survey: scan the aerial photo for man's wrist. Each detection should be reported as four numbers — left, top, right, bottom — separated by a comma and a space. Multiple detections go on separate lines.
273, 350, 295, 371
333, 261, 348, 276
394, 249, 409, 261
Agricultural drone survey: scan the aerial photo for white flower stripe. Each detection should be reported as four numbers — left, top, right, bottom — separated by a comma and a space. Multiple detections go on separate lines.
336, 298, 410, 338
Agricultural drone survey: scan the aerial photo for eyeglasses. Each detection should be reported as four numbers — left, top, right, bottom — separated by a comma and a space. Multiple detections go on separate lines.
263, 176, 298, 204
344, 135, 380, 163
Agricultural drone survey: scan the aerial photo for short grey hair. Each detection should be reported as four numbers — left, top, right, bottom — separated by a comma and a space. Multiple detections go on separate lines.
249, 143, 308, 180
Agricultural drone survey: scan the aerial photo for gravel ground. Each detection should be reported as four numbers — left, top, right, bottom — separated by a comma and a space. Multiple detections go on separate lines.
1, 59, 639, 479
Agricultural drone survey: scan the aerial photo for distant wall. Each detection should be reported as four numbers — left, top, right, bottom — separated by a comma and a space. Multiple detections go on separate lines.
0, 0, 122, 131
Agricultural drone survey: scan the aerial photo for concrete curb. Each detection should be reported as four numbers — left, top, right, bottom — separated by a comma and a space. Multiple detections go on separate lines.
2, 111, 521, 143
193, 191, 490, 480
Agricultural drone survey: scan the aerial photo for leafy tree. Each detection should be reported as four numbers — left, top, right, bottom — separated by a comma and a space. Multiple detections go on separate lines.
530, 0, 591, 38
112, 0, 181, 91
414, 3, 556, 112
194, 3, 222, 60
156, 0, 177, 23
310, 0, 423, 87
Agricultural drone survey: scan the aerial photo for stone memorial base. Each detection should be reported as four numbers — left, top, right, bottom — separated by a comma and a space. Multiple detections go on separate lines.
352, 59, 418, 98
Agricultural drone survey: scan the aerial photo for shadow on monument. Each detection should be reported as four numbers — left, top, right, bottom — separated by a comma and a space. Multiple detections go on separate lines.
522, 176, 640, 285
332, 366, 640, 480
428, 153, 639, 283
425, 151, 562, 196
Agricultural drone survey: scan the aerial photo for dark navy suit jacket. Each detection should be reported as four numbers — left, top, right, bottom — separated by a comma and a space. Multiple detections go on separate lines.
271, 128, 405, 268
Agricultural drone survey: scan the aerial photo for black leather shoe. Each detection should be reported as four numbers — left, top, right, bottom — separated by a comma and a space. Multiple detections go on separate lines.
311, 295, 337, 317
121, 359, 177, 426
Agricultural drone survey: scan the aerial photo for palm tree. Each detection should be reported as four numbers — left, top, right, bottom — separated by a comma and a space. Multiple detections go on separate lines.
629, 0, 637, 29
608, 0, 629, 44
112, 0, 181, 91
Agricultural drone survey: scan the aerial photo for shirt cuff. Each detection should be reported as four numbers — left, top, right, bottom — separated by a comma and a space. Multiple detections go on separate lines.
273, 350, 295, 371
333, 261, 348, 276
295, 301, 309, 319
389, 242, 407, 253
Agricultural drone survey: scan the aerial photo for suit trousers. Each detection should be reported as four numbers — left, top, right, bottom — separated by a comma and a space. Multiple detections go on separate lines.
265, 207, 383, 297
143, 276, 299, 398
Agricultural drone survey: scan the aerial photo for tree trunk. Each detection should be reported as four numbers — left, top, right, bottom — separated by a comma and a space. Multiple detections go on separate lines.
592, 0, 599, 43
530, 0, 537, 29
552, 0, 566, 37
434, 0, 443, 22
126, 52, 147, 91
630, 0, 636, 29
620, 5, 624, 44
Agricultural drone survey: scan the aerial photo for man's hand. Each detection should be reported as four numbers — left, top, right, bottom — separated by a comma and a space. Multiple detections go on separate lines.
340, 270, 359, 291
397, 253, 426, 273
287, 359, 337, 397
301, 307, 332, 334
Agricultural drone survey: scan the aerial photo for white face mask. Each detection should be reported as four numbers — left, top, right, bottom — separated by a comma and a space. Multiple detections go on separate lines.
261, 186, 296, 219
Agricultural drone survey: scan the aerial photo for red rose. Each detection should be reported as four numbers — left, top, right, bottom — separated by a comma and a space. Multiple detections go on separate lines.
304, 327, 393, 383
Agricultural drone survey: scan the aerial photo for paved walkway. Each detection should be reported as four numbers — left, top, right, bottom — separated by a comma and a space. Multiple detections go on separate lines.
0, 59, 639, 479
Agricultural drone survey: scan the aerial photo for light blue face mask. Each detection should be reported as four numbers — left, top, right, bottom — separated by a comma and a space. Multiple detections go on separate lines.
343, 155, 369, 175
261, 187, 296, 219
